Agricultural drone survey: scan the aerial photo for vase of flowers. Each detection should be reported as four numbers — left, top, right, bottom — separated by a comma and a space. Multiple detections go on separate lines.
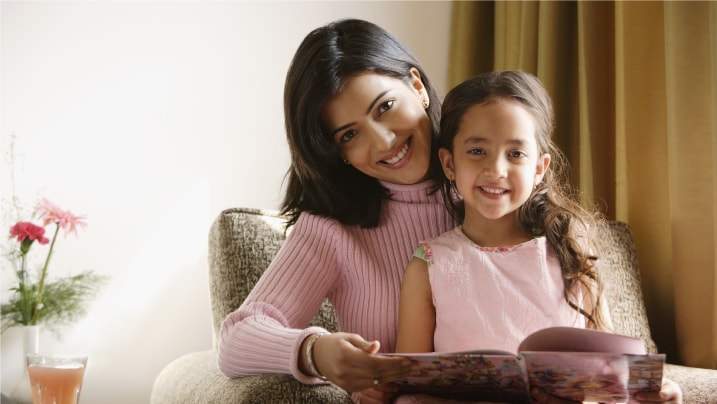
8, 324, 39, 404
1, 198, 105, 403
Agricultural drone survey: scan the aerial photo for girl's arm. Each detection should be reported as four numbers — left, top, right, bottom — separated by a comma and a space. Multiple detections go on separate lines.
580, 281, 614, 331
395, 256, 435, 353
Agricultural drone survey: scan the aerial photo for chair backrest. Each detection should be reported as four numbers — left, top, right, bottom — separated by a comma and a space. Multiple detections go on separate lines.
594, 221, 658, 353
207, 208, 338, 346
208, 208, 657, 353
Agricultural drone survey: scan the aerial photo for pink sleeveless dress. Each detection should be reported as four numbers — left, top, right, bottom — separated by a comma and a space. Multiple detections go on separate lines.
417, 226, 585, 354
392, 227, 586, 404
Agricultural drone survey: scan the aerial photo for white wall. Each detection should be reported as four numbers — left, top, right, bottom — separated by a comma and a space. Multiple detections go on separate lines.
0, 1, 452, 402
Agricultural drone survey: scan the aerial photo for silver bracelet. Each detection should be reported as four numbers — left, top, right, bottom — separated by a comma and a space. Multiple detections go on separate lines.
305, 332, 330, 380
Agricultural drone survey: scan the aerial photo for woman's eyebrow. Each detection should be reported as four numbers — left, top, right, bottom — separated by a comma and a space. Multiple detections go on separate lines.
331, 123, 354, 138
366, 90, 389, 114
330, 90, 391, 137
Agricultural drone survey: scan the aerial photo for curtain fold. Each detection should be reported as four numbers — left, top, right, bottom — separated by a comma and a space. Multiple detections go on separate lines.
449, 0, 716, 369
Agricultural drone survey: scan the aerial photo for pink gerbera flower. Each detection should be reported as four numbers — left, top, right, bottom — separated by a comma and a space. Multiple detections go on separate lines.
37, 198, 87, 237
9, 221, 49, 244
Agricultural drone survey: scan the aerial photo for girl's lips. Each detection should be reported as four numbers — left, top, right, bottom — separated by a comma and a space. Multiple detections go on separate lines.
479, 185, 509, 195
380, 139, 411, 165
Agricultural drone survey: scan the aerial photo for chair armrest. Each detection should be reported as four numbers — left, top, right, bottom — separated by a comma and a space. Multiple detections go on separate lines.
663, 363, 717, 404
150, 350, 352, 404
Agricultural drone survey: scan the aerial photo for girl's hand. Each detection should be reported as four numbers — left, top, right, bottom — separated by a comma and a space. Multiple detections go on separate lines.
310, 332, 412, 393
632, 378, 682, 403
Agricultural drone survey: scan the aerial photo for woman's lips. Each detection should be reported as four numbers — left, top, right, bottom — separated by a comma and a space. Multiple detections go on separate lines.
381, 140, 410, 165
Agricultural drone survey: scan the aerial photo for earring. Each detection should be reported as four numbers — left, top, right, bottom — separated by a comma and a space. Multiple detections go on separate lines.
343, 158, 350, 165
422, 99, 429, 109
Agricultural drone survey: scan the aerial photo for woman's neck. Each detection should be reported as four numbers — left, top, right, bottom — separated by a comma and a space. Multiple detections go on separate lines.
461, 212, 532, 247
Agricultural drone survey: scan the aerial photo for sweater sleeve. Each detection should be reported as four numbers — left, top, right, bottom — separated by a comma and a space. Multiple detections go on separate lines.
217, 213, 341, 383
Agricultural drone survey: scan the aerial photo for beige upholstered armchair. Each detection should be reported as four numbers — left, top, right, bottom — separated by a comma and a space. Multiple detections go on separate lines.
151, 208, 717, 403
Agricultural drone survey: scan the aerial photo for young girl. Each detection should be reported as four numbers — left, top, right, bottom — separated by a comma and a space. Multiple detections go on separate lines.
217, 19, 454, 404
395, 71, 682, 403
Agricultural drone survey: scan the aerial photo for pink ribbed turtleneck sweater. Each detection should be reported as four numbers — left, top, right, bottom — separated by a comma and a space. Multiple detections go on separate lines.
218, 180, 454, 384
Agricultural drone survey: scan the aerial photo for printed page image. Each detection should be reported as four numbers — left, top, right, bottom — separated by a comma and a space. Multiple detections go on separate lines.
389, 353, 532, 403
522, 352, 665, 402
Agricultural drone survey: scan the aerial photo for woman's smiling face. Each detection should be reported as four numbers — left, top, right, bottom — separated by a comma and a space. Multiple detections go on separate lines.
323, 69, 433, 185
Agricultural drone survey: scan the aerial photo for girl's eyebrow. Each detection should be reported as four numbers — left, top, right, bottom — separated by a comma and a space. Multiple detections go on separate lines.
463, 137, 529, 146
330, 90, 390, 137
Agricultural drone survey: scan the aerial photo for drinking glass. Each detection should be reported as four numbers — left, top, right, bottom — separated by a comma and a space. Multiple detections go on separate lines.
26, 354, 87, 404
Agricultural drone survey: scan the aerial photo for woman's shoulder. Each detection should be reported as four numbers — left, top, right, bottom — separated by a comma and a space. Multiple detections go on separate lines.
292, 210, 344, 233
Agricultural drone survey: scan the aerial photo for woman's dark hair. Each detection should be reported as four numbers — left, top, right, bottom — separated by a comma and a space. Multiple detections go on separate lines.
436, 70, 609, 329
281, 19, 442, 228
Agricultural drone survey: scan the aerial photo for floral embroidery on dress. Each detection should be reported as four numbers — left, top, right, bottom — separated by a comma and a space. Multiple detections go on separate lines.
475, 244, 519, 253
414, 242, 433, 265
472, 238, 537, 253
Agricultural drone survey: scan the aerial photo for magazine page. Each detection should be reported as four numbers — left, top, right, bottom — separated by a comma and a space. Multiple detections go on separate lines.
383, 351, 532, 403
521, 351, 665, 402
518, 327, 648, 354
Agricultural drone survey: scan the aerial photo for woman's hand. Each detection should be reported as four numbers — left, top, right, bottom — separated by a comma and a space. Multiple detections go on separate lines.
309, 332, 412, 393
356, 383, 400, 404
632, 378, 682, 403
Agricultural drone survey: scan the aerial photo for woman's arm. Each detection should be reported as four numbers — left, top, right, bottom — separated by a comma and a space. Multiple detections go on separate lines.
217, 214, 341, 382
395, 256, 435, 353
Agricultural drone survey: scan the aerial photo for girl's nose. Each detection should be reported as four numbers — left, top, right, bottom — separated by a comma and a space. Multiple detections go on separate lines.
484, 156, 508, 179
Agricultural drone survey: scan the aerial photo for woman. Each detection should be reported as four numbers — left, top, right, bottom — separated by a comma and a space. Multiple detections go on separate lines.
217, 18, 454, 403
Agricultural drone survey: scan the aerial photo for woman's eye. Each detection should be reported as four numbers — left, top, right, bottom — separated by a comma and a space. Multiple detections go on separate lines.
339, 129, 358, 144
378, 100, 394, 115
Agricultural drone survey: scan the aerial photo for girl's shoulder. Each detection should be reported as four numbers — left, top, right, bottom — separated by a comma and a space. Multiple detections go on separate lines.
415, 227, 466, 258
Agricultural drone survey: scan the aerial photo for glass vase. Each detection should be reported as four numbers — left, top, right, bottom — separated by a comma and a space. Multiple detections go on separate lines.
9, 325, 40, 404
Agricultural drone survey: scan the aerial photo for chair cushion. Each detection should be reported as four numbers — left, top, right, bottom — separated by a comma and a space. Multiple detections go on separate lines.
151, 350, 352, 404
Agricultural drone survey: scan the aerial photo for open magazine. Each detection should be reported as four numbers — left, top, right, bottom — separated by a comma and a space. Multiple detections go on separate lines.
382, 327, 665, 403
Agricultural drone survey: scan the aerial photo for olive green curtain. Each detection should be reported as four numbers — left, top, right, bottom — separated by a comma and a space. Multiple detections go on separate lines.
448, 0, 716, 369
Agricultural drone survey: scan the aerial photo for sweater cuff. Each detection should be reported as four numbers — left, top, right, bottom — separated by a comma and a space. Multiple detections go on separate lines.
291, 326, 331, 384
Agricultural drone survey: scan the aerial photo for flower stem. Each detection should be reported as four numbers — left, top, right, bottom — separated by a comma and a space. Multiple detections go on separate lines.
31, 223, 60, 325
19, 254, 32, 324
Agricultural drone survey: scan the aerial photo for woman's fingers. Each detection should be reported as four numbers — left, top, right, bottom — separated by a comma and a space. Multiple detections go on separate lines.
358, 385, 399, 404
314, 332, 411, 392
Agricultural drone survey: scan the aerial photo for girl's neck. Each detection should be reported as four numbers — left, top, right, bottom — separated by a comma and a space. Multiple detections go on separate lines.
461, 212, 532, 247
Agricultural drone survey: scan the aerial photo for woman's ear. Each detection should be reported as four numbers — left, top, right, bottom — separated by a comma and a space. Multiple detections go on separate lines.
409, 67, 429, 109
535, 153, 551, 185
438, 148, 455, 181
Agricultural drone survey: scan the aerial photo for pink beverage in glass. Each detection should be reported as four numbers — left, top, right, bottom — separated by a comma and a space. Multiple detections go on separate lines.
27, 354, 87, 404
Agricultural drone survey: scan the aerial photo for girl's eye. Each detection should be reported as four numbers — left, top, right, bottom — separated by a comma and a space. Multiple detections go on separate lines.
468, 148, 485, 155
378, 100, 394, 115
509, 150, 526, 158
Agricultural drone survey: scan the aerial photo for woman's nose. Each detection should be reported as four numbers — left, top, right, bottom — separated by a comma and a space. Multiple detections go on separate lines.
368, 123, 396, 151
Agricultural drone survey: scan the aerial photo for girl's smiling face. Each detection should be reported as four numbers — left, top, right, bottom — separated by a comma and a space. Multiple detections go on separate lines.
322, 69, 433, 185
440, 99, 551, 223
